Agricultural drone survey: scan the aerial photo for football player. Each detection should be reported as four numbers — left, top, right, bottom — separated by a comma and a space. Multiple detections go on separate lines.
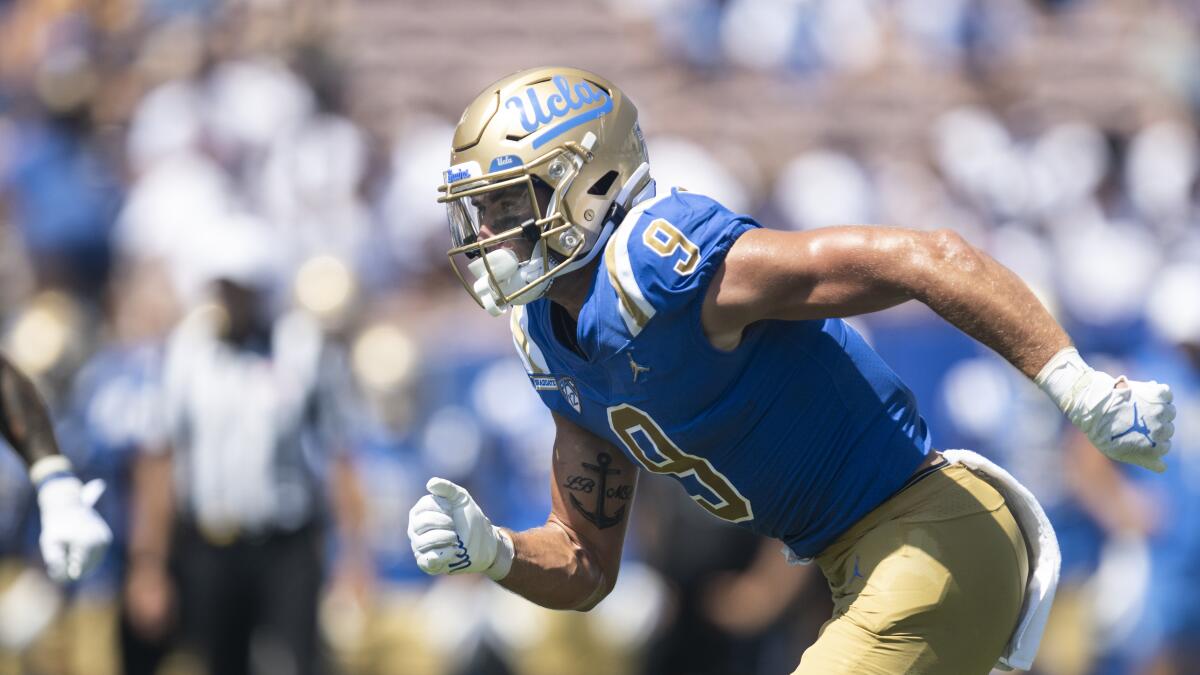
0, 351, 111, 581
407, 67, 1175, 674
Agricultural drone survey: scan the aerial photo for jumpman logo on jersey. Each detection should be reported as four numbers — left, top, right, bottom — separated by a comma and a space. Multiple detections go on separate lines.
1110, 402, 1156, 447
627, 352, 650, 383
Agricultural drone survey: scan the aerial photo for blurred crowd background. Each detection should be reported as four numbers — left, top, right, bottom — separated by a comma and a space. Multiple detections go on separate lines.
1, 0, 1200, 674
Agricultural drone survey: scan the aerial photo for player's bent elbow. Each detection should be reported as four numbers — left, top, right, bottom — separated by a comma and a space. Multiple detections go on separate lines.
542, 517, 621, 611
572, 567, 616, 612
904, 228, 981, 294
525, 559, 612, 612
561, 540, 618, 612
926, 228, 979, 270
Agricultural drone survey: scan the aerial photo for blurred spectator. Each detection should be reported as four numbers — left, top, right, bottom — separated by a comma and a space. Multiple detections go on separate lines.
123, 223, 368, 675
1135, 264, 1200, 674
0, 102, 121, 297
647, 136, 754, 215
636, 476, 822, 675
774, 148, 873, 230
1125, 120, 1197, 239
0, 0, 1197, 673
379, 117, 459, 280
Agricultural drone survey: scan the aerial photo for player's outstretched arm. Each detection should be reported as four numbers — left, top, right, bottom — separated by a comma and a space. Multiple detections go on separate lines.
704, 226, 1175, 471
0, 351, 112, 580
703, 227, 1070, 374
409, 412, 637, 611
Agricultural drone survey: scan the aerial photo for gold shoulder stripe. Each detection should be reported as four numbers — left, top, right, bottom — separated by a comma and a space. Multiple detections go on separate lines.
605, 239, 651, 336
509, 305, 549, 375
604, 193, 672, 337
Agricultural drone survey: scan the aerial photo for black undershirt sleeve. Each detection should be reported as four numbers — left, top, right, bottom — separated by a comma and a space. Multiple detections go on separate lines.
0, 383, 16, 453
0, 353, 60, 468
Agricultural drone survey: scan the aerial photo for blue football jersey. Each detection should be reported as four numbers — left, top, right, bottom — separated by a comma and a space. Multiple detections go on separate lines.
511, 188, 932, 558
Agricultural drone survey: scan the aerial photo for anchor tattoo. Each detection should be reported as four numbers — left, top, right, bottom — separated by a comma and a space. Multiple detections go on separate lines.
568, 452, 626, 530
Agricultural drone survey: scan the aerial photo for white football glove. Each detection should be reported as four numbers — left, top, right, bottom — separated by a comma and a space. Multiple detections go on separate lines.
407, 477, 514, 580
33, 456, 112, 582
1037, 348, 1175, 473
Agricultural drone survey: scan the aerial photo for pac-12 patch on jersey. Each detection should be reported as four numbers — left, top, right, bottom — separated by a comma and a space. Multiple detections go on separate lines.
558, 376, 582, 413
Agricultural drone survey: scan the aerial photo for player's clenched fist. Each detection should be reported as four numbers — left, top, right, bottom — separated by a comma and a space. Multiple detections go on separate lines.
1037, 348, 1176, 472
407, 477, 514, 580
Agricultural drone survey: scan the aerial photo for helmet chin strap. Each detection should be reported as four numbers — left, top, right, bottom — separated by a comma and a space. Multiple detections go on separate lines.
555, 162, 655, 277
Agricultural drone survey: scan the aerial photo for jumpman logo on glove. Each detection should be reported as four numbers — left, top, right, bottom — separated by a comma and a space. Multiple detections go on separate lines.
1110, 402, 1155, 447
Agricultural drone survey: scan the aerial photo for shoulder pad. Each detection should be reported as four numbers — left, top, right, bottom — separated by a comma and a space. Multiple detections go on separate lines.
603, 189, 756, 337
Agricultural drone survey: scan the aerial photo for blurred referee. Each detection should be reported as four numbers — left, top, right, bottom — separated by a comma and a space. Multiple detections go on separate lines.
123, 223, 367, 675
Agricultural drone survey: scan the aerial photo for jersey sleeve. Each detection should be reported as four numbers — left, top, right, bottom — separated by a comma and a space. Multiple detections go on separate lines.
602, 189, 759, 337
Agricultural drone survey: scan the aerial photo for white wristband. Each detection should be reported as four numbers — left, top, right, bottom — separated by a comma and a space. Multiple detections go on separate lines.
1034, 347, 1091, 413
485, 528, 515, 581
30, 455, 73, 487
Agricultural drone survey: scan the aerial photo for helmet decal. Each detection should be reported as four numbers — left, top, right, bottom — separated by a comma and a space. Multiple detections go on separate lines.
504, 75, 613, 149
444, 160, 481, 184
488, 155, 524, 172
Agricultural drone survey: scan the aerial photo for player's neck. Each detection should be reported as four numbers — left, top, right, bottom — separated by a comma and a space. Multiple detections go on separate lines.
546, 256, 601, 321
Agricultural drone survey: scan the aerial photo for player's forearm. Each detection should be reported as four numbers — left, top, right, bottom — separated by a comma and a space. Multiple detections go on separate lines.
331, 455, 369, 559
129, 453, 175, 563
499, 518, 612, 611
907, 230, 1070, 379
0, 353, 61, 468
901, 231, 1174, 472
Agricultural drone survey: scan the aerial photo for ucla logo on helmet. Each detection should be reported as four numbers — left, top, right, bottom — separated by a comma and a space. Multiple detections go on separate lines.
489, 155, 524, 172
505, 75, 614, 150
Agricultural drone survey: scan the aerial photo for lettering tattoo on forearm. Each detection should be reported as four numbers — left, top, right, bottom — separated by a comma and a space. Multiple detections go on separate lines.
565, 452, 630, 529
0, 354, 61, 468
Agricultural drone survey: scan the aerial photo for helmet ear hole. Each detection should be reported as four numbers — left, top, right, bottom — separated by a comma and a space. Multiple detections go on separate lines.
587, 170, 620, 197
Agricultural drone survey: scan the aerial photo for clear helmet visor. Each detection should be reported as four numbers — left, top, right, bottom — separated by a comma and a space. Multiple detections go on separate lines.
446, 179, 555, 313
447, 181, 540, 257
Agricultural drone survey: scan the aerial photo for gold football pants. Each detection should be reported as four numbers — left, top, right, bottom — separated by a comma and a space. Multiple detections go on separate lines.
793, 464, 1029, 675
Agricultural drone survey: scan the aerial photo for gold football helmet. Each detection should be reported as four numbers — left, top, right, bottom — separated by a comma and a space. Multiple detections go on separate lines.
438, 66, 652, 315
